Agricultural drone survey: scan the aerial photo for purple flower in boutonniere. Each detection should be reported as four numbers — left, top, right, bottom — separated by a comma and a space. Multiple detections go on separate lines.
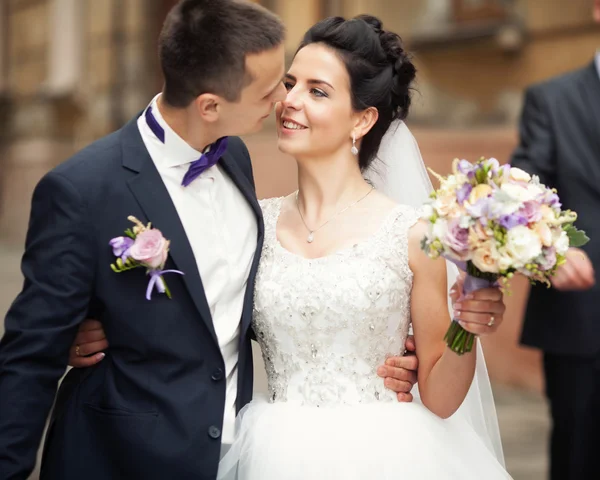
109, 216, 184, 300
109, 236, 134, 261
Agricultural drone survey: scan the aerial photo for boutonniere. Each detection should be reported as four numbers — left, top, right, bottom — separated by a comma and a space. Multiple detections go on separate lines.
109, 216, 184, 300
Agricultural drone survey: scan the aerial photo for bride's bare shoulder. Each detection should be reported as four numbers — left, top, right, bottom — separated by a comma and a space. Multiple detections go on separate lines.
370, 190, 422, 219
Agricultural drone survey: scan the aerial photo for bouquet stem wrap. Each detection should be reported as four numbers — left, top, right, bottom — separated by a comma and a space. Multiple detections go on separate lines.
446, 261, 499, 355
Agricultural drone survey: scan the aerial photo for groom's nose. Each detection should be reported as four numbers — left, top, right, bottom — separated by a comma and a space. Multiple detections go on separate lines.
273, 82, 287, 103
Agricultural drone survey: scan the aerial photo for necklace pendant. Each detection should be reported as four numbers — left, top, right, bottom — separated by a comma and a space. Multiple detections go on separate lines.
307, 232, 315, 243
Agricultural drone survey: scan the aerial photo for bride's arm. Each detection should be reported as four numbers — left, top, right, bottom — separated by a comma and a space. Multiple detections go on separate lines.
407, 220, 505, 419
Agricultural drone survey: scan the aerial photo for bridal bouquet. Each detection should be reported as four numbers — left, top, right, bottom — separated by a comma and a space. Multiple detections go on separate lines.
421, 157, 589, 355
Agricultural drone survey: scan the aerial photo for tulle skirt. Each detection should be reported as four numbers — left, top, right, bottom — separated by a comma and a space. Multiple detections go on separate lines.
217, 396, 512, 479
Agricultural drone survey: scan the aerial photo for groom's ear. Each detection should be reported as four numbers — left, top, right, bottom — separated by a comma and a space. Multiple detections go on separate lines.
194, 93, 224, 123
353, 107, 379, 140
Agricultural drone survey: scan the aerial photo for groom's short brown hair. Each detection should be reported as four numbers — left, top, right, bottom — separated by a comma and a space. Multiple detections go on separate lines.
158, 0, 285, 108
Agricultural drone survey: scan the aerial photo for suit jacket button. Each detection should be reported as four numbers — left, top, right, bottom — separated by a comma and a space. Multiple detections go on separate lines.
208, 426, 221, 439
211, 368, 224, 381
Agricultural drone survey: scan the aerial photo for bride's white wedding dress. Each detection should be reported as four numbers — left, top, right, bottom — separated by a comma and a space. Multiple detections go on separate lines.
218, 197, 511, 479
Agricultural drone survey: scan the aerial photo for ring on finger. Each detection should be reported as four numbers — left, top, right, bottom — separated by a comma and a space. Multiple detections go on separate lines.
75, 345, 81, 357
487, 315, 495, 327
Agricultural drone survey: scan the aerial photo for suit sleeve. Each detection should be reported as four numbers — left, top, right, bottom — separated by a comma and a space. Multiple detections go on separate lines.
0, 172, 96, 479
510, 86, 557, 187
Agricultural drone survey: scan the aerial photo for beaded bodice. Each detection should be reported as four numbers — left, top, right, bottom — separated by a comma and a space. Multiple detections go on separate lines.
253, 197, 421, 407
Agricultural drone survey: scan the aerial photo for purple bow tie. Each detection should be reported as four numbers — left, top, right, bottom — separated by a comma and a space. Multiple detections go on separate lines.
145, 106, 229, 187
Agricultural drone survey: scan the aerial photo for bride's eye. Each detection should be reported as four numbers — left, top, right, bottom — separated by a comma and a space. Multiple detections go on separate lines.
310, 88, 328, 98
283, 81, 294, 92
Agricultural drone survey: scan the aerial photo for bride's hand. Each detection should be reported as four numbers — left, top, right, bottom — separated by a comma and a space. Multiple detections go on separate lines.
450, 275, 506, 336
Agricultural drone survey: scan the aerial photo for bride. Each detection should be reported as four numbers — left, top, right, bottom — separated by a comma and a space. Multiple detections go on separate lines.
217, 15, 511, 479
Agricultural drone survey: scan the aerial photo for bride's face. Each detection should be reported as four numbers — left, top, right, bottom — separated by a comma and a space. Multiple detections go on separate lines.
276, 43, 356, 159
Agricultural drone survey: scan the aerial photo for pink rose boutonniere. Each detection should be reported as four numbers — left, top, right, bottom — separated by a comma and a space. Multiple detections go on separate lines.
110, 216, 184, 300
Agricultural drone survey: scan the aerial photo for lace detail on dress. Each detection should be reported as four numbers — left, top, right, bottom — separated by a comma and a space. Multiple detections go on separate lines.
254, 197, 421, 406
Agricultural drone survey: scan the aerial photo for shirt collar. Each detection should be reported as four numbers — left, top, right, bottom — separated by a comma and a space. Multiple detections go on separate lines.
596, 50, 600, 80
144, 93, 207, 169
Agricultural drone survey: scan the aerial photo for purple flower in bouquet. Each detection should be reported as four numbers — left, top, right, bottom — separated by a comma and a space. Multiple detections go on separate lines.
445, 219, 469, 255
498, 213, 528, 230
466, 197, 492, 220
542, 191, 561, 210
457, 159, 476, 178
456, 183, 473, 204
518, 201, 543, 223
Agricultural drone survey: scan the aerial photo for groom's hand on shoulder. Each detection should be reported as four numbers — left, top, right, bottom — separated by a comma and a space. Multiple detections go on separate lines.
68, 319, 109, 368
377, 335, 418, 402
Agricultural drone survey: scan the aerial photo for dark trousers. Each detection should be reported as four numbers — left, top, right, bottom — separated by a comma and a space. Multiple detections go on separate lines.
544, 353, 600, 480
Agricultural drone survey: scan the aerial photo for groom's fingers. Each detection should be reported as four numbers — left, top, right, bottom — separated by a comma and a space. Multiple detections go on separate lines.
69, 352, 105, 369
397, 392, 414, 403
384, 378, 413, 394
385, 355, 418, 372
73, 339, 109, 358
74, 328, 106, 345
377, 365, 416, 384
404, 335, 416, 353
79, 319, 104, 332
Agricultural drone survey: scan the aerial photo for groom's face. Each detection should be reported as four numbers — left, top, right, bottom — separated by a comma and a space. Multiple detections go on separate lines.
217, 44, 287, 137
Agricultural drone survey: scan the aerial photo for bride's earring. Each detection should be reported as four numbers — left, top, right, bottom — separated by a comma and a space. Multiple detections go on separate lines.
351, 134, 359, 156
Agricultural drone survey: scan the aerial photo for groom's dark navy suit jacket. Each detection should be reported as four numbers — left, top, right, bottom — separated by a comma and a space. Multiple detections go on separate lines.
0, 115, 263, 479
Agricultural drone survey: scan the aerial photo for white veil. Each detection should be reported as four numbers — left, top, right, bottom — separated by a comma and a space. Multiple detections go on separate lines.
367, 120, 506, 466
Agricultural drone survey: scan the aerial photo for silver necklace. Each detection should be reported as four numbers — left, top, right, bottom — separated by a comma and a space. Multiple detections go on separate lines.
295, 187, 375, 243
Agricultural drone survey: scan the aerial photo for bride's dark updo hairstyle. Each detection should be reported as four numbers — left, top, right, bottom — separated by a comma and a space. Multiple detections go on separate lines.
298, 15, 417, 171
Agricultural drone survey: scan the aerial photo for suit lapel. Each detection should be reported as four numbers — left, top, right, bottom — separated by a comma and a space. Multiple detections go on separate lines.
219, 151, 263, 222
219, 151, 265, 335
120, 117, 219, 345
578, 62, 600, 182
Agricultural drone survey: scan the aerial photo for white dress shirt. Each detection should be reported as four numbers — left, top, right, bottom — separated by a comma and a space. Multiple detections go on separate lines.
137, 94, 258, 444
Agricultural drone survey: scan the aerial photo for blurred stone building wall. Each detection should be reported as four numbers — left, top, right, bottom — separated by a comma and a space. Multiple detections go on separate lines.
0, 0, 163, 243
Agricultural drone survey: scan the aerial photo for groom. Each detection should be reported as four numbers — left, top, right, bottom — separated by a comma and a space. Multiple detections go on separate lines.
0, 1, 417, 479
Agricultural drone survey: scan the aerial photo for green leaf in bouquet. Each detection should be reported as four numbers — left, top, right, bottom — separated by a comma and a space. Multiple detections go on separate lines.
565, 225, 590, 248
555, 253, 567, 267
492, 224, 508, 246
475, 168, 488, 185
559, 210, 578, 224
